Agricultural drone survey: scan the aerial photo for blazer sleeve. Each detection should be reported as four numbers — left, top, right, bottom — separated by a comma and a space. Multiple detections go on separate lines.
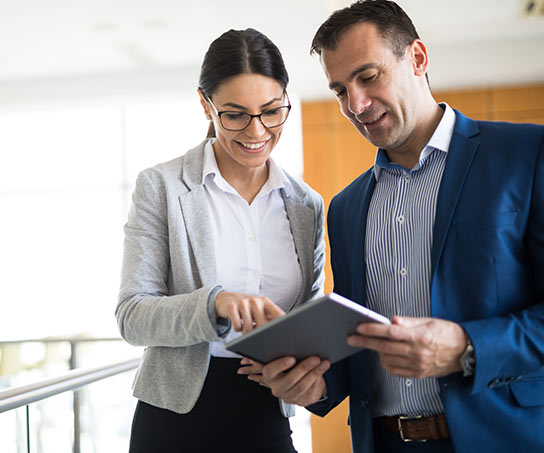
461, 131, 544, 394
116, 170, 223, 347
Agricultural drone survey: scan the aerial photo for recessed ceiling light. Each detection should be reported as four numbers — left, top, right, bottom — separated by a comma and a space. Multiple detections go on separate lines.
91, 22, 118, 32
142, 19, 169, 29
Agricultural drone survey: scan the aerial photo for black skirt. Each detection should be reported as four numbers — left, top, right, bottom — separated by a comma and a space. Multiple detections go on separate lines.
129, 357, 297, 453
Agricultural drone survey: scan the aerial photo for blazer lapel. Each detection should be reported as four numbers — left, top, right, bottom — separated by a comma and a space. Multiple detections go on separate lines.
431, 111, 480, 280
178, 142, 217, 286
283, 191, 314, 308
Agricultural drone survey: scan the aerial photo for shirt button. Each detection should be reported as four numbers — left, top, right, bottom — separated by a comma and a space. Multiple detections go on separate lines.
400, 268, 407, 277
397, 215, 405, 224
252, 269, 260, 277
404, 174, 411, 182
248, 235, 256, 242
406, 379, 413, 387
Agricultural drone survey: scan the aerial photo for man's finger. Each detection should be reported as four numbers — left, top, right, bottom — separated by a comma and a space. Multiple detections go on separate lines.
266, 357, 324, 397
392, 316, 430, 327
355, 322, 415, 342
347, 334, 412, 356
261, 356, 297, 380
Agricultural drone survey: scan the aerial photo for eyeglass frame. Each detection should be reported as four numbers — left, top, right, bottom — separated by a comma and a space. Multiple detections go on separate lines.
204, 91, 292, 131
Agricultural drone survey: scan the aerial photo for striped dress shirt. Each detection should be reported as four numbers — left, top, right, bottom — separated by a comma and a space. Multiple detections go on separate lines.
365, 104, 455, 416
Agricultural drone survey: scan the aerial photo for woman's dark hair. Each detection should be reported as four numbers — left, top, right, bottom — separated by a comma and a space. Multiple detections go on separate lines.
199, 28, 289, 138
311, 0, 420, 58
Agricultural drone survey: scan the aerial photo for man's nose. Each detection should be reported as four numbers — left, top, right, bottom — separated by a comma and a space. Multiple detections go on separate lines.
347, 89, 372, 115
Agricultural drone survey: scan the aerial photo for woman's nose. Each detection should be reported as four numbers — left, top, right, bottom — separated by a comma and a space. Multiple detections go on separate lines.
244, 116, 267, 137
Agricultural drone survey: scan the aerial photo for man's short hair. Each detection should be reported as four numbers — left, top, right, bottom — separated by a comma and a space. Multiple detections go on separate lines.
311, 0, 420, 58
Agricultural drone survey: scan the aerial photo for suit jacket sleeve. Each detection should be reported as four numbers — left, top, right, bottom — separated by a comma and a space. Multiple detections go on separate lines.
461, 131, 544, 394
307, 194, 351, 416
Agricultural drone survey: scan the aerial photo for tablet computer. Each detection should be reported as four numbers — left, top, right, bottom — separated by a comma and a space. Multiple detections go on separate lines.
225, 293, 390, 364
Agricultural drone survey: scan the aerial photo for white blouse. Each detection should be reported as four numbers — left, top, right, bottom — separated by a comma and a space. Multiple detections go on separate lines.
202, 141, 303, 357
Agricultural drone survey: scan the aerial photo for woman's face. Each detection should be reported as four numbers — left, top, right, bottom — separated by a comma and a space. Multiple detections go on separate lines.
200, 73, 288, 174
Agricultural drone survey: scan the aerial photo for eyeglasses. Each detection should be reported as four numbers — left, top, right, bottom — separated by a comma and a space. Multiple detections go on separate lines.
206, 93, 291, 131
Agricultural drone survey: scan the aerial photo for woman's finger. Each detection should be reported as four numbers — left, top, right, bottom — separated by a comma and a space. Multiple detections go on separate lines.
227, 301, 242, 332
250, 298, 269, 328
239, 298, 255, 334
264, 298, 285, 320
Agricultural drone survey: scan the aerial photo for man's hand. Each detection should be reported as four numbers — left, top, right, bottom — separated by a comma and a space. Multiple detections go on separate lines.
239, 356, 330, 406
215, 291, 284, 334
347, 317, 468, 378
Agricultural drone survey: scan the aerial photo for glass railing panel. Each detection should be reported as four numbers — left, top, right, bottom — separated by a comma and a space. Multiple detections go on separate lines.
0, 405, 28, 453
27, 390, 74, 453
77, 370, 137, 452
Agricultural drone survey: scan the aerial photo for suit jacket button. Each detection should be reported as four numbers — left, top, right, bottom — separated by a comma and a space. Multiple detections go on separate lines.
361, 395, 369, 407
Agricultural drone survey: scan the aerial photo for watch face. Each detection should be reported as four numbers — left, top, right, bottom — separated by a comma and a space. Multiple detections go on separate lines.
460, 342, 475, 376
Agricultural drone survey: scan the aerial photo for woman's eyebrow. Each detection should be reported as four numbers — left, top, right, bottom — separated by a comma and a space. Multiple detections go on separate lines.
221, 96, 283, 110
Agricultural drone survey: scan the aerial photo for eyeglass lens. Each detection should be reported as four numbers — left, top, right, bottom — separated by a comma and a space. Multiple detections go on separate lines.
221, 107, 290, 131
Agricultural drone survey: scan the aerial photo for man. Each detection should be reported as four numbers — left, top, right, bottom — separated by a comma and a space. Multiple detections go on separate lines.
247, 1, 544, 452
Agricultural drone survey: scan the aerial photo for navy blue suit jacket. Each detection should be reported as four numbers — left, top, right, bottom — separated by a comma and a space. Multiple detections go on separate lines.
310, 111, 544, 452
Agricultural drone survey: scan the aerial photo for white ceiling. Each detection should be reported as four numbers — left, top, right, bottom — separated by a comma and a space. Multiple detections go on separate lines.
0, 0, 543, 104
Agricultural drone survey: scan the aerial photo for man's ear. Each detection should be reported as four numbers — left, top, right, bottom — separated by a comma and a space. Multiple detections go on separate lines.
197, 89, 212, 120
410, 39, 429, 77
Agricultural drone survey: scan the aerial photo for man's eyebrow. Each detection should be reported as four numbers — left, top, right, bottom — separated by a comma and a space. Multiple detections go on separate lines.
328, 63, 379, 90
221, 97, 284, 110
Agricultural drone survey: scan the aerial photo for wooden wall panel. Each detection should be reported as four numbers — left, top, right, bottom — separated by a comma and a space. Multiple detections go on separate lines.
433, 88, 492, 120
310, 399, 351, 453
302, 83, 543, 453
491, 84, 544, 114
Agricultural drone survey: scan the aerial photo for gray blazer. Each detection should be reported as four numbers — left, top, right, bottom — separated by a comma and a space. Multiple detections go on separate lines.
116, 140, 325, 415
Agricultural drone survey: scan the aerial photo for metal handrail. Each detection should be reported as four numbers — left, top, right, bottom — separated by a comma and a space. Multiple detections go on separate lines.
0, 357, 140, 413
0, 337, 123, 345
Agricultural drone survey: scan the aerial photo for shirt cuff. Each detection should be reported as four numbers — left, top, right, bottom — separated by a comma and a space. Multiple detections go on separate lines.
207, 285, 231, 337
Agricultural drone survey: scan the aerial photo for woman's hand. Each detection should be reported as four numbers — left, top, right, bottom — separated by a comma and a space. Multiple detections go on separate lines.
214, 291, 285, 334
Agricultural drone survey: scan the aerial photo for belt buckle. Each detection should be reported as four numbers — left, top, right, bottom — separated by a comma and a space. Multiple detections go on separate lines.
398, 415, 427, 442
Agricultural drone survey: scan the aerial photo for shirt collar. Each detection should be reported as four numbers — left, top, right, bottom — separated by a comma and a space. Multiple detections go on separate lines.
373, 103, 456, 180
202, 139, 292, 198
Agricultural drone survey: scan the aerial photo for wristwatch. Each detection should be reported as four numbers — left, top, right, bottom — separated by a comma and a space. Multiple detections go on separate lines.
459, 337, 476, 377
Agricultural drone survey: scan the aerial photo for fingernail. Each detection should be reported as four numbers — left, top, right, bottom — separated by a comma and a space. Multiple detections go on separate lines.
309, 357, 319, 367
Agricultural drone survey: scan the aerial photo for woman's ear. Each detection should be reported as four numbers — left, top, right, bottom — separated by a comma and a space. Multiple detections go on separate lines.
197, 89, 212, 120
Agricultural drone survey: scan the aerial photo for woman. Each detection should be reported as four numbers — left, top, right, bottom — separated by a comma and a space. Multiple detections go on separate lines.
116, 28, 325, 453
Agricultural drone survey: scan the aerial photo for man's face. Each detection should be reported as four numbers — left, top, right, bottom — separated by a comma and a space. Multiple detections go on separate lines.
320, 22, 423, 156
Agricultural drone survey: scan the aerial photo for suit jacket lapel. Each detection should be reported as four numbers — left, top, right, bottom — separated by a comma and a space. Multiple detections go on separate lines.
350, 172, 376, 305
431, 111, 480, 280
178, 142, 217, 286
